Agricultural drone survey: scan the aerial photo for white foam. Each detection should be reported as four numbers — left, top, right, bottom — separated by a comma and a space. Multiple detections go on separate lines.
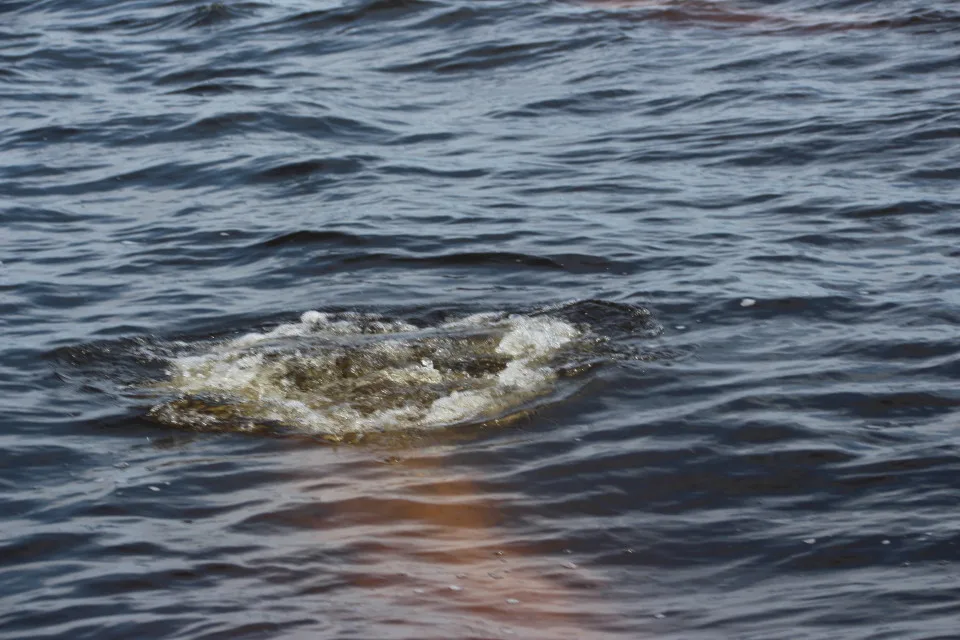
497, 360, 550, 388
154, 310, 585, 437
497, 316, 579, 357
439, 311, 505, 329
425, 389, 495, 425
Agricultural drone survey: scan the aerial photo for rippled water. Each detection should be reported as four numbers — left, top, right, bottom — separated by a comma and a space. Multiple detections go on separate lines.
3, 0, 960, 638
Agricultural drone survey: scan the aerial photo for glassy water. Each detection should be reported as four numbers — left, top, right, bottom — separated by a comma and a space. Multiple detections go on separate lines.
2, 0, 959, 638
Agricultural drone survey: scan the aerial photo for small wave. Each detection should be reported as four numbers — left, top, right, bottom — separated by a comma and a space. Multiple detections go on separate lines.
320, 250, 635, 274
253, 157, 369, 182
379, 37, 590, 74
268, 0, 436, 33
100, 2, 266, 35
259, 230, 370, 248
837, 200, 946, 219
182, 2, 244, 29
172, 111, 262, 138
150, 66, 268, 89
168, 82, 258, 96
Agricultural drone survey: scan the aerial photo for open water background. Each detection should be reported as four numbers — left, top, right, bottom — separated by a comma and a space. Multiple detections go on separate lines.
3, 0, 960, 638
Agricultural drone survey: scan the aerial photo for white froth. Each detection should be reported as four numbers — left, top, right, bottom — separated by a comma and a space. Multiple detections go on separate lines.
172, 353, 264, 390
424, 390, 494, 425
497, 360, 550, 388
154, 310, 585, 436
228, 311, 419, 349
440, 312, 505, 329
497, 316, 579, 357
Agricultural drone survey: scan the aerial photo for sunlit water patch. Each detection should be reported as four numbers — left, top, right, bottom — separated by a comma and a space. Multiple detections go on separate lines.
57, 300, 660, 440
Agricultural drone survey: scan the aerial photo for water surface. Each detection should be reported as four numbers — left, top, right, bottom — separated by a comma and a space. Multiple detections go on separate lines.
2, 0, 960, 638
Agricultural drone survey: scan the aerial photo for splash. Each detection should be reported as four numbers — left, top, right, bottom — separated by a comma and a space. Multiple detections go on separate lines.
146, 306, 634, 438
55, 300, 659, 440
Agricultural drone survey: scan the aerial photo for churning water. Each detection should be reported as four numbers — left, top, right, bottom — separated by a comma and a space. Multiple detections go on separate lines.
60, 301, 658, 438
3, 0, 960, 638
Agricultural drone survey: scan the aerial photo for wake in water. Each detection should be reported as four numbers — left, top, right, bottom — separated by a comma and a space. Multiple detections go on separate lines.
56, 300, 661, 441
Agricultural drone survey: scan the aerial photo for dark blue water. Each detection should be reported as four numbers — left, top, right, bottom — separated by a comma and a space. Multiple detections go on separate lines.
3, 0, 960, 638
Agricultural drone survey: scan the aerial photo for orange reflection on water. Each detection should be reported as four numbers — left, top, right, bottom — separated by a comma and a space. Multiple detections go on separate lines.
302, 440, 619, 639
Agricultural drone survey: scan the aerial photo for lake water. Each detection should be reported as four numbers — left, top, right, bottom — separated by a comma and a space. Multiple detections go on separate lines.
2, 0, 960, 638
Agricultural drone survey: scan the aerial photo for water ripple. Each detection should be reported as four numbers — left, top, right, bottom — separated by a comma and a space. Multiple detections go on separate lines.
4, 0, 960, 638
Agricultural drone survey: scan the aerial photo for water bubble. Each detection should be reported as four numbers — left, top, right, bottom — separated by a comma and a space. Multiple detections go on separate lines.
803, 538, 816, 545
149, 486, 160, 492
505, 598, 521, 605
740, 298, 757, 307
562, 561, 577, 570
